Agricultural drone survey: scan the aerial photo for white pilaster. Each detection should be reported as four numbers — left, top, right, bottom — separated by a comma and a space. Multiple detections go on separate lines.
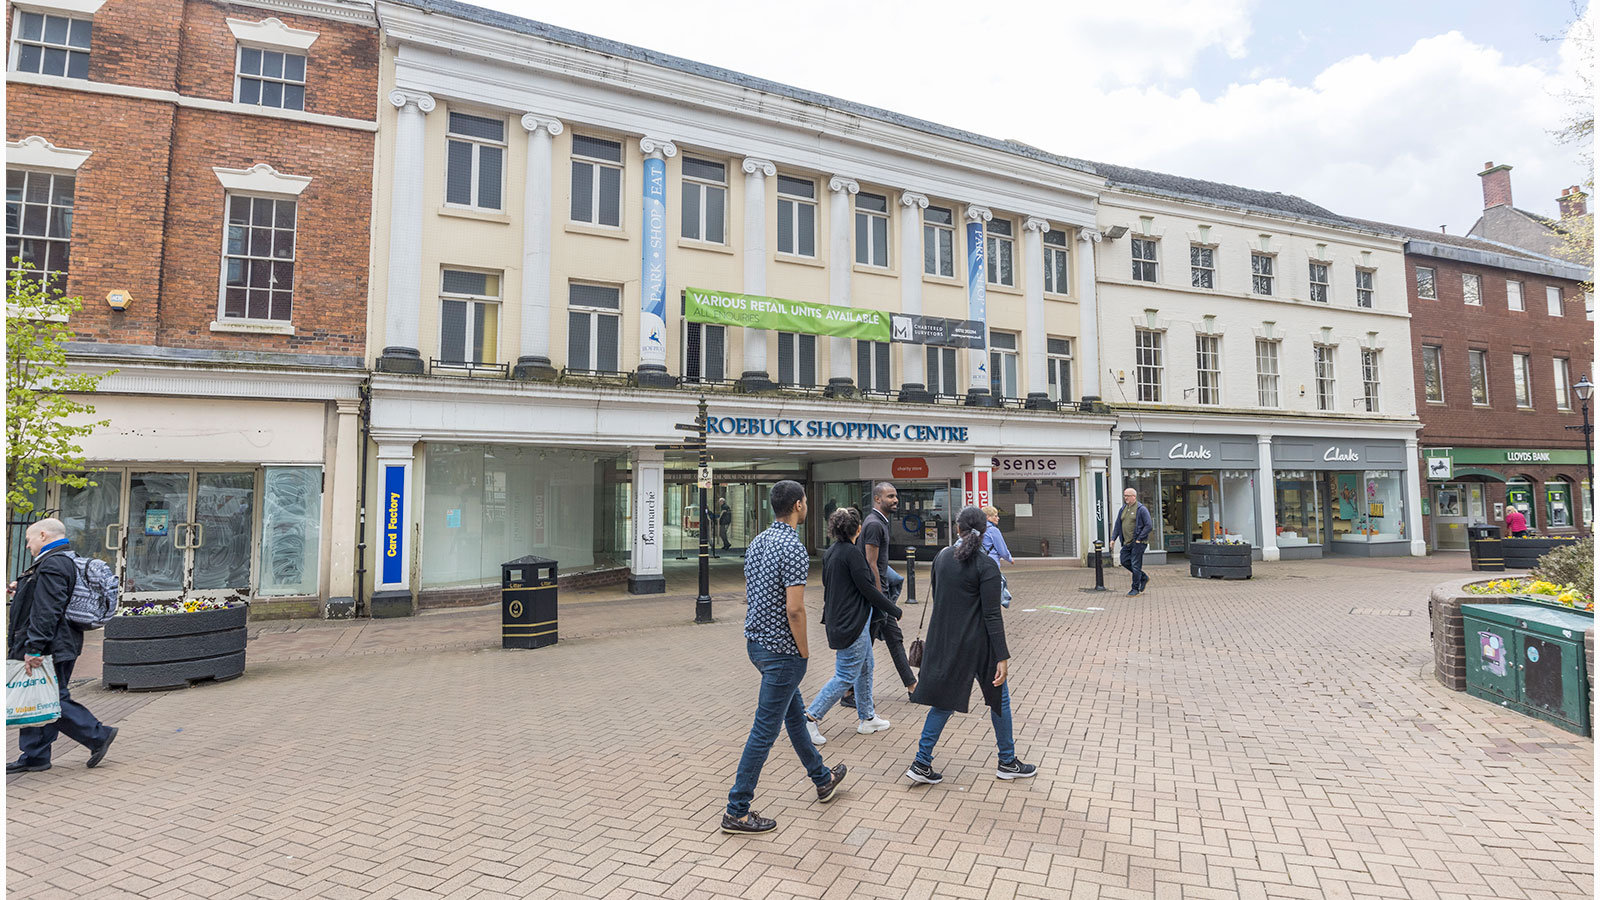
374, 436, 419, 594
629, 448, 666, 593
900, 191, 928, 391
1023, 216, 1050, 402
741, 158, 776, 384
381, 90, 434, 369
1077, 229, 1103, 400
827, 176, 859, 386
1257, 435, 1280, 561
1405, 437, 1427, 556
515, 114, 563, 379
326, 400, 361, 612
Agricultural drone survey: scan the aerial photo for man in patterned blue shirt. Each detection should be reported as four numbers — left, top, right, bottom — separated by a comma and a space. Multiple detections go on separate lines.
721, 480, 847, 834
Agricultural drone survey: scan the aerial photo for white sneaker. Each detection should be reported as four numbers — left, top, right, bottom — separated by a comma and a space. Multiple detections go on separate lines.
806, 719, 826, 745
856, 716, 891, 734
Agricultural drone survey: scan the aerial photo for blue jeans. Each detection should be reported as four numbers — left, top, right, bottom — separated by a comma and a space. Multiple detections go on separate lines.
807, 621, 875, 721
914, 682, 1014, 767
727, 641, 832, 818
1120, 542, 1147, 590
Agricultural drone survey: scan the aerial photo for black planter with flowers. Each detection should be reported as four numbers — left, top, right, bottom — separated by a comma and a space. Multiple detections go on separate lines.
1188, 541, 1253, 580
101, 602, 248, 691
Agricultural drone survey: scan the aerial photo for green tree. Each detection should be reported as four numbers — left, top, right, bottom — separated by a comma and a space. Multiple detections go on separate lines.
6, 265, 110, 516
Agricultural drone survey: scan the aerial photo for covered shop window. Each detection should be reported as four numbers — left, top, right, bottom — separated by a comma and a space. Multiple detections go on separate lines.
259, 466, 322, 596
1274, 471, 1322, 547
1546, 479, 1574, 528
1219, 470, 1257, 544
992, 478, 1078, 558
420, 444, 628, 589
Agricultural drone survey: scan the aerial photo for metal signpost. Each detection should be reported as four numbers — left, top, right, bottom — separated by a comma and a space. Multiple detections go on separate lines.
659, 398, 714, 623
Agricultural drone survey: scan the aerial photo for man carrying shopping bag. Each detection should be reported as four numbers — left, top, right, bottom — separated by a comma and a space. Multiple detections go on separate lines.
7, 518, 117, 773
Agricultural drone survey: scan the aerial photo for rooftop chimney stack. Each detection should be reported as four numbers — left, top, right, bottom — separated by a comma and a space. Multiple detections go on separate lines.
1556, 185, 1588, 219
1479, 161, 1513, 210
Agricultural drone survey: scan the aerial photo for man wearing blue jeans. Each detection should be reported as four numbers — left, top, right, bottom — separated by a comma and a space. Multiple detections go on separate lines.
1110, 487, 1153, 596
722, 481, 847, 835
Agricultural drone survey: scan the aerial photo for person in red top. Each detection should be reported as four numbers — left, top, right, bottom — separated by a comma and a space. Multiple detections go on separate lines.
1504, 506, 1529, 537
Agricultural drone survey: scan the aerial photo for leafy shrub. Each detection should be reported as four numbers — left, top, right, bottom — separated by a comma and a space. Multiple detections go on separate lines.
1532, 536, 1594, 601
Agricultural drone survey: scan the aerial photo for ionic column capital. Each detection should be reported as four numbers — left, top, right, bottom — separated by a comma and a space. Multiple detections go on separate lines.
741, 158, 776, 177
1078, 229, 1104, 244
900, 191, 930, 209
828, 176, 860, 195
520, 114, 564, 135
1024, 216, 1052, 233
966, 205, 993, 223
639, 136, 677, 159
387, 89, 435, 113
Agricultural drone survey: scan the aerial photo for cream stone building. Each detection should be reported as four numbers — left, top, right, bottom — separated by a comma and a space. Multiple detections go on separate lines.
363, 0, 1119, 610
1093, 166, 1425, 562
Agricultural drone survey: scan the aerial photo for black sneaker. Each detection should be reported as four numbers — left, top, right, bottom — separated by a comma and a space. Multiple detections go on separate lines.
996, 758, 1038, 780
720, 811, 778, 835
816, 764, 847, 803
87, 726, 117, 769
904, 760, 943, 784
840, 691, 856, 709
6, 758, 50, 774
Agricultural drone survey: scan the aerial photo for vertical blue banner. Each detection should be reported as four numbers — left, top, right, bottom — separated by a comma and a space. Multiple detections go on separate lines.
382, 464, 405, 585
965, 220, 988, 391
640, 156, 668, 368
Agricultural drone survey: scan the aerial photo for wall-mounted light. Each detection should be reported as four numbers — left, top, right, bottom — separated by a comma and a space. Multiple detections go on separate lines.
1299, 384, 1306, 396
1117, 370, 1126, 384
1103, 225, 1129, 240
106, 289, 132, 312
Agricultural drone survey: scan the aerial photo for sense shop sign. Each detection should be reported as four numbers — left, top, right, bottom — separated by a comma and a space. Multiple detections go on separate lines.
990, 455, 1073, 479
706, 416, 969, 443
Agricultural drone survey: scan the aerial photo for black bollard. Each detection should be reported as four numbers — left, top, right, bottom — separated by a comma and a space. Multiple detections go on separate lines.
1089, 539, 1108, 592
903, 545, 917, 604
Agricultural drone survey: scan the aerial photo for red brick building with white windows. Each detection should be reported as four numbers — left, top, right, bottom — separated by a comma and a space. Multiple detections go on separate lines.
1361, 187, 1592, 550
6, 0, 377, 615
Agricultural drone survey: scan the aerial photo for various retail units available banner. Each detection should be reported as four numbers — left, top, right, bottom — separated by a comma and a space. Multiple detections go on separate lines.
683, 287, 985, 348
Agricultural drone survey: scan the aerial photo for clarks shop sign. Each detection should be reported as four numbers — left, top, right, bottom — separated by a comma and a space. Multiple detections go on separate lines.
707, 416, 968, 443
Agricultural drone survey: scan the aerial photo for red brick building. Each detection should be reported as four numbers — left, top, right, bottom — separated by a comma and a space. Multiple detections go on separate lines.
1374, 220, 1592, 550
6, 0, 377, 615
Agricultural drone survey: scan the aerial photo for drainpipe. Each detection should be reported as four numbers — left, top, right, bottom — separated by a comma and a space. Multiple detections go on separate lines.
355, 377, 372, 617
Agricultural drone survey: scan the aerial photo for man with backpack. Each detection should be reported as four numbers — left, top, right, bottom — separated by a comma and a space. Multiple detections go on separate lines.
7, 518, 118, 773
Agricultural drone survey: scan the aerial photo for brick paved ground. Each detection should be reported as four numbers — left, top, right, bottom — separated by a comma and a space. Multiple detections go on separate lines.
7, 556, 1593, 899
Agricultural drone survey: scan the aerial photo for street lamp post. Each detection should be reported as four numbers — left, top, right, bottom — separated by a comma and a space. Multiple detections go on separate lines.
1569, 376, 1594, 527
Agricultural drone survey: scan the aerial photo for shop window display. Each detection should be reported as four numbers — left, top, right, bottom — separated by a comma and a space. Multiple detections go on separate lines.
1330, 470, 1404, 543
1219, 470, 1257, 544
1274, 471, 1322, 547
1124, 469, 1259, 551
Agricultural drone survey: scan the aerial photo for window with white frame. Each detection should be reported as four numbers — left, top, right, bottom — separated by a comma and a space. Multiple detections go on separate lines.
855, 192, 889, 267
1047, 337, 1073, 403
1190, 244, 1214, 289
1416, 266, 1437, 299
11, 12, 91, 79
1251, 253, 1274, 295
989, 331, 1019, 398
438, 269, 500, 366
1468, 348, 1489, 406
1555, 357, 1572, 409
1361, 348, 1381, 413
680, 157, 726, 244
1513, 352, 1533, 407
570, 135, 622, 227
923, 206, 955, 277
1547, 285, 1564, 316
567, 282, 621, 372
1507, 279, 1525, 310
1255, 339, 1280, 408
1043, 229, 1070, 294
6, 169, 75, 289
776, 175, 816, 257
444, 112, 504, 211
1422, 344, 1444, 402
221, 194, 296, 321
236, 46, 305, 111
776, 332, 816, 387
857, 340, 891, 392
1309, 262, 1329, 303
1135, 328, 1163, 402
926, 346, 958, 396
1313, 345, 1336, 411
1195, 334, 1221, 405
986, 218, 1014, 286
1462, 273, 1483, 306
1355, 269, 1374, 308
1131, 238, 1157, 282
683, 321, 726, 383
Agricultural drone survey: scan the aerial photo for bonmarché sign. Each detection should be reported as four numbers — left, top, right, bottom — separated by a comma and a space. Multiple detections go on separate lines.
685, 288, 891, 341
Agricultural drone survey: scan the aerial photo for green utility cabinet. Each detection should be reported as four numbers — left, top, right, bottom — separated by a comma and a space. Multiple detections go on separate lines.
1462, 603, 1591, 735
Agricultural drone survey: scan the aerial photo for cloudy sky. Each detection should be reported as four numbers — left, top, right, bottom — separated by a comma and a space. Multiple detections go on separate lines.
468, 0, 1592, 236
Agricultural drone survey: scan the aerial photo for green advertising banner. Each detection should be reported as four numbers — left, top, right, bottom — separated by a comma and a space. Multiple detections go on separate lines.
684, 287, 891, 341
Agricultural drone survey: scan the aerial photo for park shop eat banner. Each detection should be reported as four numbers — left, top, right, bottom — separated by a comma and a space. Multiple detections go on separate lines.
684, 288, 892, 341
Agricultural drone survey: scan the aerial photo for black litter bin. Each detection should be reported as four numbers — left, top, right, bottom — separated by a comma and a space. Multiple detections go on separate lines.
1467, 524, 1503, 572
502, 555, 558, 649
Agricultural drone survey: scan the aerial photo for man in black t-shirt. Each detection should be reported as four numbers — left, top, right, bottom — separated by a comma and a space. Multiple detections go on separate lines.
847, 482, 916, 701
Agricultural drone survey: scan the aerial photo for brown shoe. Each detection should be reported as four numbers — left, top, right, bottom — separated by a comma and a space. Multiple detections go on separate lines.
816, 764, 847, 803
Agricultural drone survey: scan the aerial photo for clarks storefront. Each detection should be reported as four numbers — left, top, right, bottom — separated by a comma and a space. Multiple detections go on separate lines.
1271, 437, 1412, 558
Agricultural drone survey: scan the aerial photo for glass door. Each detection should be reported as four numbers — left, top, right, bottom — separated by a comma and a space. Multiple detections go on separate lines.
1184, 482, 1218, 548
126, 471, 191, 599
59, 472, 123, 569
193, 472, 256, 594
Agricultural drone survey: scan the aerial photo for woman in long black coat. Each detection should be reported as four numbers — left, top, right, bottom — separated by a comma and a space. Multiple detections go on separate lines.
903, 506, 1038, 785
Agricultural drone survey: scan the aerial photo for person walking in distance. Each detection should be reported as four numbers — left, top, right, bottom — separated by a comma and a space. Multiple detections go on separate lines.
718, 497, 734, 551
1504, 504, 1529, 538
903, 506, 1037, 785
1110, 487, 1153, 596
980, 505, 1015, 609
804, 508, 899, 745
846, 482, 917, 707
7, 518, 117, 773
721, 481, 847, 835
